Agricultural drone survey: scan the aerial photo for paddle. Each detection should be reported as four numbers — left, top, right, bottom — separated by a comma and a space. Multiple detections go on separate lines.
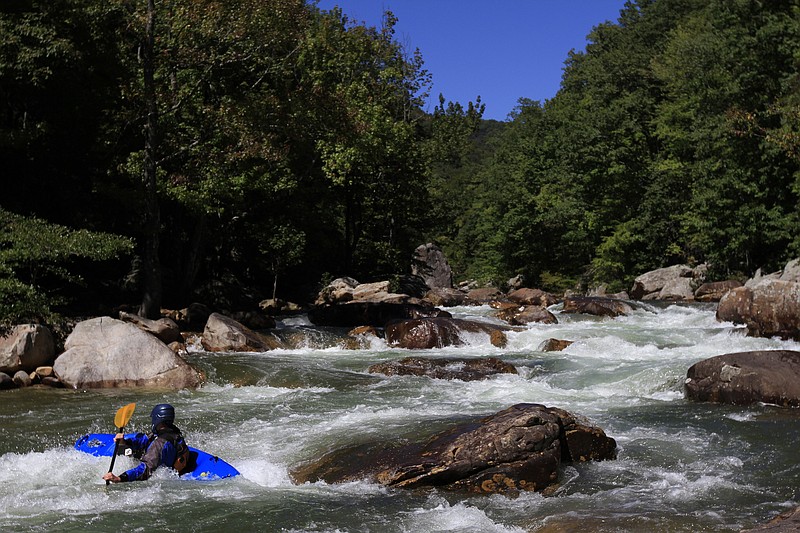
106, 403, 136, 485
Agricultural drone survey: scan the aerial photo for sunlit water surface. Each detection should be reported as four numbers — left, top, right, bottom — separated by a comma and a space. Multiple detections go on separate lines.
2, 303, 799, 532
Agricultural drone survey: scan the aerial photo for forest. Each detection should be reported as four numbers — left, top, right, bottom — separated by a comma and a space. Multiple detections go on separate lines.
1, 0, 799, 327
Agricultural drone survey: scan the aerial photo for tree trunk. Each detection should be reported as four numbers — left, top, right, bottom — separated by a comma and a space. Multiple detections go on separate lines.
139, 0, 162, 319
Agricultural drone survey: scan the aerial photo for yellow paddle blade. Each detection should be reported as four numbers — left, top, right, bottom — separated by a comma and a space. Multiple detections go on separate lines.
113, 403, 136, 430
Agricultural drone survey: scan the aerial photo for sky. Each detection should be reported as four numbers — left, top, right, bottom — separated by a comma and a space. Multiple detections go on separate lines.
315, 0, 630, 121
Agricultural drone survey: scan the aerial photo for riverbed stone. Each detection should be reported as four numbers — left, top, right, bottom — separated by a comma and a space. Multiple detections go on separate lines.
0, 324, 56, 374
54, 316, 201, 389
507, 288, 559, 307
630, 264, 693, 299
496, 305, 558, 326
562, 296, 634, 317
13, 370, 32, 387
538, 338, 573, 352
694, 280, 743, 302
368, 356, 517, 381
0, 372, 13, 389
201, 312, 283, 352
385, 317, 509, 349
717, 279, 800, 340
291, 403, 616, 495
119, 311, 184, 344
684, 350, 800, 407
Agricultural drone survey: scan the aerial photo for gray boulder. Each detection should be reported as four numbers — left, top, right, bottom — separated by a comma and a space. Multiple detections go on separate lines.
685, 350, 800, 407
54, 317, 201, 389
0, 324, 55, 374
201, 312, 283, 352
630, 264, 693, 300
411, 243, 453, 289
119, 311, 184, 344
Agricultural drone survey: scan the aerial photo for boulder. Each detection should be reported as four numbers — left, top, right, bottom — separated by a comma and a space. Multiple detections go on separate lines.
291, 403, 616, 495
562, 296, 634, 317
162, 302, 213, 331
201, 312, 283, 352
538, 339, 573, 352
308, 301, 448, 328
385, 317, 510, 349
0, 324, 55, 374
657, 277, 695, 300
742, 505, 800, 532
716, 280, 800, 340
684, 350, 800, 407
423, 287, 468, 307
228, 310, 276, 330
0, 372, 14, 389
368, 357, 517, 381
119, 311, 184, 345
630, 264, 693, 300
496, 305, 558, 326
315, 277, 360, 306
13, 370, 32, 387
53, 317, 201, 389
506, 288, 559, 307
780, 258, 800, 282
411, 243, 453, 289
466, 287, 504, 305
694, 280, 742, 302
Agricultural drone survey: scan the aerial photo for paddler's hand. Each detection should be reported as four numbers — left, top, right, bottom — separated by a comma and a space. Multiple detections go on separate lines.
113, 433, 124, 442
103, 472, 122, 483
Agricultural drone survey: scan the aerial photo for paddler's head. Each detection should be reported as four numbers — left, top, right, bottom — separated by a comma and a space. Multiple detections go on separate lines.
150, 403, 175, 433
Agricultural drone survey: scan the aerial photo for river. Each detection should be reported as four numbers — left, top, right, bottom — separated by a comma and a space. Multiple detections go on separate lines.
1, 302, 799, 532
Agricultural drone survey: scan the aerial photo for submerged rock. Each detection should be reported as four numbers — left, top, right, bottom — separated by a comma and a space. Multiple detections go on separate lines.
291, 403, 616, 495
684, 350, 800, 407
741, 505, 800, 532
368, 356, 517, 381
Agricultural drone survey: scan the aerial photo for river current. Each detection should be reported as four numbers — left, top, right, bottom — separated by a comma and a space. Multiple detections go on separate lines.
1, 302, 799, 532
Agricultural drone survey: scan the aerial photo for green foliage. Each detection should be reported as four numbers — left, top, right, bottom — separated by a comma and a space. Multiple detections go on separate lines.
0, 208, 133, 325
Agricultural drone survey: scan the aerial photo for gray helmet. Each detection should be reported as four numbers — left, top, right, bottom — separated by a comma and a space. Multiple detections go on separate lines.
150, 403, 175, 431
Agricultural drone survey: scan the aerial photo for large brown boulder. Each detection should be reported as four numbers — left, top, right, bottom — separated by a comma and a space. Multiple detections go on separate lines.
684, 350, 800, 407
0, 324, 55, 373
53, 317, 201, 389
423, 287, 468, 307
368, 356, 517, 381
717, 280, 800, 340
496, 305, 558, 325
465, 287, 504, 305
562, 296, 635, 317
201, 312, 283, 352
385, 317, 510, 349
506, 288, 559, 307
694, 280, 743, 302
291, 403, 616, 495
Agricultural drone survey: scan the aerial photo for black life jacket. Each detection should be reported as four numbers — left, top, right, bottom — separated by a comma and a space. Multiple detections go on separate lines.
150, 423, 190, 473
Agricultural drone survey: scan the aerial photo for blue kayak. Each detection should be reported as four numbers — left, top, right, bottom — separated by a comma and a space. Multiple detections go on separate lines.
75, 433, 240, 481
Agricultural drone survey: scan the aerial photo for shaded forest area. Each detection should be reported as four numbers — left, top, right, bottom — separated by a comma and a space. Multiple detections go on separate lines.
2, 0, 799, 327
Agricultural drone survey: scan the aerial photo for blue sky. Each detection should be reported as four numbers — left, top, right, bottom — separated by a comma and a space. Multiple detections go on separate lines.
315, 0, 629, 121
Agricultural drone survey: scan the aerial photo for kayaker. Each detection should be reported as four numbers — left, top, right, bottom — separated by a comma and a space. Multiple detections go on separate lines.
102, 403, 190, 483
